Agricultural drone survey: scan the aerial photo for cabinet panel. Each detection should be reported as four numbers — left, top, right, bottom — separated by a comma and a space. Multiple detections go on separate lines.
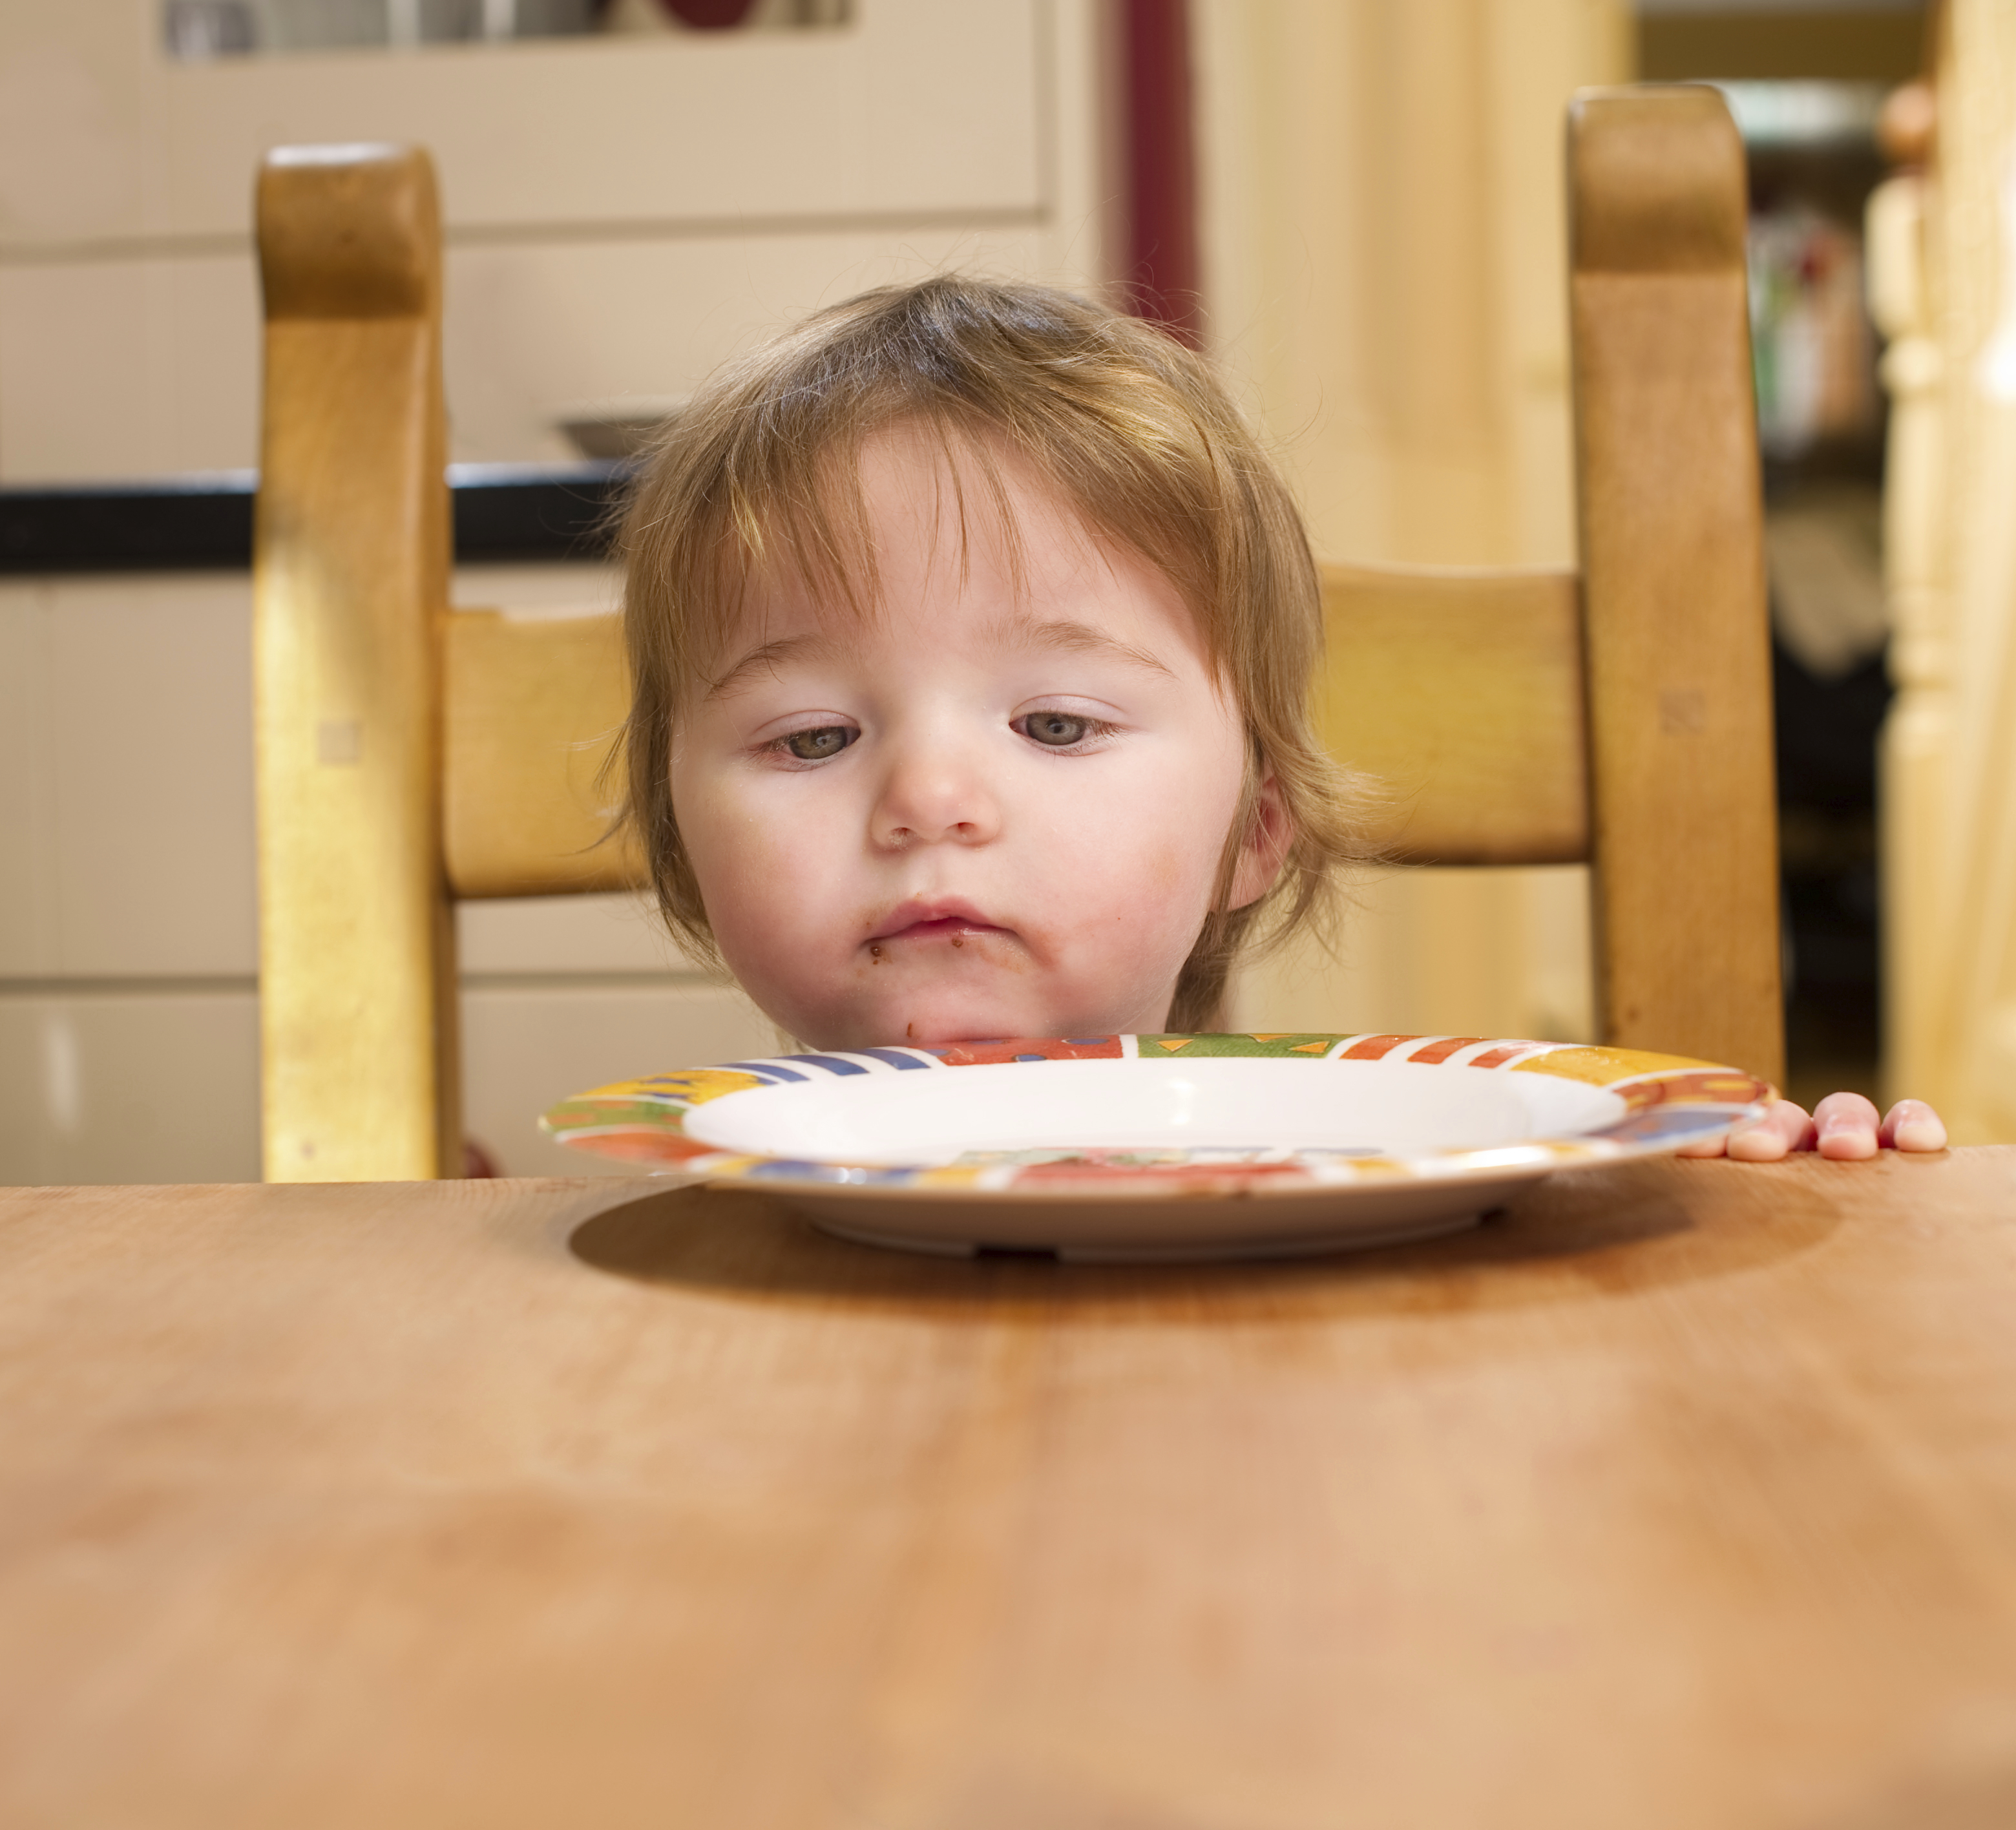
0, 586, 54, 976
1, 221, 1070, 479
0, 1, 1045, 251
168, 5, 1044, 237
0, 16, 158, 246
0, 255, 258, 481
0, 987, 260, 1185
0, 576, 255, 980
46, 577, 258, 979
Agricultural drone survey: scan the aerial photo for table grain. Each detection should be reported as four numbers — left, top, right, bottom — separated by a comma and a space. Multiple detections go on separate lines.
4, 1152, 2016, 1829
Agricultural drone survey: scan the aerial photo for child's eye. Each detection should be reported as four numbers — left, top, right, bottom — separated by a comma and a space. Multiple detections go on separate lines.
1016, 711, 1097, 748
779, 726, 856, 761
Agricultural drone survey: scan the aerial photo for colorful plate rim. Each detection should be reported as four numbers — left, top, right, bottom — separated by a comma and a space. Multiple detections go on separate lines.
539, 1033, 1775, 1203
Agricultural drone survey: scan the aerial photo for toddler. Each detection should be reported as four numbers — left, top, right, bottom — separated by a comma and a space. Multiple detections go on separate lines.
614, 274, 1942, 1164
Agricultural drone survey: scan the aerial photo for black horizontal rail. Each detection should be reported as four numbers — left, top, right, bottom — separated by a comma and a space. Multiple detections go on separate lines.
0, 462, 633, 574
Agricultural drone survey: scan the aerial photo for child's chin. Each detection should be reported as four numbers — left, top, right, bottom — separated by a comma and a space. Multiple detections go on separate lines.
826, 993, 1058, 1052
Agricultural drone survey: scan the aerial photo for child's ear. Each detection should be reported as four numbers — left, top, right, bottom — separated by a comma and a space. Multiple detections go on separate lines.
1227, 772, 1292, 910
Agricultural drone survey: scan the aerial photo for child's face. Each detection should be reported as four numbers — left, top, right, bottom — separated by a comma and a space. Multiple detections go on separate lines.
669, 428, 1283, 1049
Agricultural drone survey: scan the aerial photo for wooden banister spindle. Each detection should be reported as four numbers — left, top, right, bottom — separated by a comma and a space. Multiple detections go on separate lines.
254, 145, 457, 1180
1568, 88, 1785, 1085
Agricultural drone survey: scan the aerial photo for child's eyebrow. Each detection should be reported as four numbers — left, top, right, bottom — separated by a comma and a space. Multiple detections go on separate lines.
702, 633, 839, 699
997, 616, 1177, 679
701, 618, 1179, 699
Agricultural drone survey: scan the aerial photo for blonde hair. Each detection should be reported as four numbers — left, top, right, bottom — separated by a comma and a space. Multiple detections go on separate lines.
616, 273, 1366, 1031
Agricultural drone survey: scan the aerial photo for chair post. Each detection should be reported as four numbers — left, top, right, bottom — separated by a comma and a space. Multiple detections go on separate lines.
1568, 88, 1786, 1086
253, 145, 459, 1179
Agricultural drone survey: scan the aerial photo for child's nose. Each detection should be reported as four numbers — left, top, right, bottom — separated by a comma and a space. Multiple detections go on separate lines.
869, 735, 1003, 851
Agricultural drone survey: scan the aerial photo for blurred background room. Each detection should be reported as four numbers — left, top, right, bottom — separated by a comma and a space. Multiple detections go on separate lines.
9, 0, 2016, 1183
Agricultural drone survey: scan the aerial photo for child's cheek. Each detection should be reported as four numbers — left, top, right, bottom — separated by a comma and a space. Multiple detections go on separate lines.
1141, 837, 1193, 898
677, 781, 803, 971
1050, 835, 1212, 980
1089, 843, 1185, 936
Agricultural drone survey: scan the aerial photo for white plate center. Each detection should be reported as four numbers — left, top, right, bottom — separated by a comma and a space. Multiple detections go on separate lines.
682, 1057, 1626, 1167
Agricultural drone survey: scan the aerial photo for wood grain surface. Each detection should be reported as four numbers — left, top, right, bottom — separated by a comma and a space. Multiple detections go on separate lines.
442, 608, 647, 899
4, 1154, 2015, 1829
1569, 89, 1785, 1085
253, 145, 457, 1182
1319, 562, 1589, 866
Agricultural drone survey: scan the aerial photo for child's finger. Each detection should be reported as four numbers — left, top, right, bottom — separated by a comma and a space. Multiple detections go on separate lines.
1724, 1099, 1816, 1161
1675, 1129, 1732, 1157
1675, 1139, 1727, 1157
1880, 1099, 1948, 1153
1813, 1090, 1883, 1160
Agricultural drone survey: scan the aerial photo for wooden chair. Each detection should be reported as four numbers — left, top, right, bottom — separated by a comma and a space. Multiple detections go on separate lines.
252, 87, 1780, 1182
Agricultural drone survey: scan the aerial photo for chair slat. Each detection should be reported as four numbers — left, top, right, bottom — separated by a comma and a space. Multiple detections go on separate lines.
1570, 87, 1785, 1084
443, 610, 647, 900
253, 146, 456, 1182
1318, 563, 1589, 867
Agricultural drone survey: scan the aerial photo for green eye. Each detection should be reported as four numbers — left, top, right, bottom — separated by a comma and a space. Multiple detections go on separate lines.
1021, 711, 1091, 747
784, 726, 854, 761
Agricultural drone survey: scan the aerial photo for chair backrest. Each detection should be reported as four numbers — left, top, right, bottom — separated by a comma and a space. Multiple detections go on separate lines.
251, 87, 1780, 1183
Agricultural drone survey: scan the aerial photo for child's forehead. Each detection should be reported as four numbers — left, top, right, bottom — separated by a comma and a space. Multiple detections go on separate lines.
854, 421, 1110, 566
704, 425, 1192, 647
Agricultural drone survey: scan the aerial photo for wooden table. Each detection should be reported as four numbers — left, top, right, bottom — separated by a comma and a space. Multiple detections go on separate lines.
5, 1153, 2016, 1829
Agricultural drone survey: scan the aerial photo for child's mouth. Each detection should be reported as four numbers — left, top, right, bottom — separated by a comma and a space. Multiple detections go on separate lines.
867, 900, 1010, 947
892, 918, 987, 940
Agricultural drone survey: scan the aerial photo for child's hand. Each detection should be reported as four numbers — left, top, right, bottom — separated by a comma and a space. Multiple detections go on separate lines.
1679, 1093, 1948, 1162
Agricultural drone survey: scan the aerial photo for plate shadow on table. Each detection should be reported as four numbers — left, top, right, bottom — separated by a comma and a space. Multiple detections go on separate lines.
567, 1157, 1846, 1323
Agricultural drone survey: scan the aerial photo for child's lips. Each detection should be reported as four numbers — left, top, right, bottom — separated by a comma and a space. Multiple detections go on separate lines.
867, 899, 1011, 945
890, 917, 985, 941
